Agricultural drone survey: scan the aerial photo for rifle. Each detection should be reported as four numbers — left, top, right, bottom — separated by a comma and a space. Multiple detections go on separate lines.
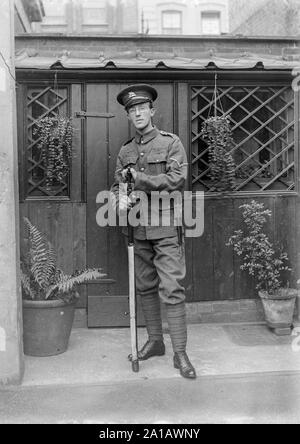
125, 167, 139, 373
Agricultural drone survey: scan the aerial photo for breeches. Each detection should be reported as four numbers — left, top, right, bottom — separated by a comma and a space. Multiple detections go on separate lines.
133, 236, 186, 305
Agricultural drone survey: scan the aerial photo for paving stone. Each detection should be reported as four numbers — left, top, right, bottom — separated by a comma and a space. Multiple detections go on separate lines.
230, 311, 265, 323
213, 302, 240, 313
200, 312, 232, 323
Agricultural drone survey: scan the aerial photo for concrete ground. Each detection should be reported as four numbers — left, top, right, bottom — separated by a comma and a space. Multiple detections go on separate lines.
1, 322, 300, 424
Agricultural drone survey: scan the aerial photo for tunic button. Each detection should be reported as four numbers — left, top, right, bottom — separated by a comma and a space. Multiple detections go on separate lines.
140, 167, 145, 172
140, 152, 144, 156
141, 140, 144, 144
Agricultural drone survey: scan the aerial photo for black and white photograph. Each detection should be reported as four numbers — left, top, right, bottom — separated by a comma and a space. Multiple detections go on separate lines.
0, 0, 300, 426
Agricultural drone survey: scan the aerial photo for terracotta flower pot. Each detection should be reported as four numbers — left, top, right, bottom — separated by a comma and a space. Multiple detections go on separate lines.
259, 288, 297, 329
22, 299, 76, 357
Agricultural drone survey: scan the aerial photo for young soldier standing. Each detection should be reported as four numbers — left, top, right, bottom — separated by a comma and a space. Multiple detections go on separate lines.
111, 84, 196, 379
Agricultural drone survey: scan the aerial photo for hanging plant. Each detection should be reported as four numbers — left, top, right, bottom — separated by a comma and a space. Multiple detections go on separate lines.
33, 116, 73, 189
201, 115, 236, 192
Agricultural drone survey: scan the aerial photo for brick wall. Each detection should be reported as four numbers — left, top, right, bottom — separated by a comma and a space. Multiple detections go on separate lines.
229, 0, 269, 33
230, 0, 300, 36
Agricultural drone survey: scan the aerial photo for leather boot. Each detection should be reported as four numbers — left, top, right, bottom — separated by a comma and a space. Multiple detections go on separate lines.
165, 303, 196, 379
173, 351, 197, 379
128, 339, 165, 361
128, 293, 165, 361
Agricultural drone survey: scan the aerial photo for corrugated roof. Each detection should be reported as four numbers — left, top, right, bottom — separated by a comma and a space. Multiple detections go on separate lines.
15, 49, 300, 70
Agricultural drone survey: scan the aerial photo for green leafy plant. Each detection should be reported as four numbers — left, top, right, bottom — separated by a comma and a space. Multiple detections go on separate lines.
201, 116, 236, 192
227, 200, 291, 295
33, 116, 73, 188
21, 217, 105, 302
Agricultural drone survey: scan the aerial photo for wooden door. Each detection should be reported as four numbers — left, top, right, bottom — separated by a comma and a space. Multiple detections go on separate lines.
86, 82, 181, 327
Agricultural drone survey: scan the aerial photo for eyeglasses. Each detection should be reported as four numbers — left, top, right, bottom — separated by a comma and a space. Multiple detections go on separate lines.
127, 104, 150, 114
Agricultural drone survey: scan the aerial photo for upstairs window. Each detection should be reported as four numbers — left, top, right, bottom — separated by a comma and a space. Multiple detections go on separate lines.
80, 0, 108, 33
30, 0, 109, 34
32, 0, 68, 33
201, 11, 221, 35
161, 10, 182, 35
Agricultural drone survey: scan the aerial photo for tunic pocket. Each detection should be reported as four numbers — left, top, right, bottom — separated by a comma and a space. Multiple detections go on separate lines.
147, 152, 167, 175
122, 154, 139, 168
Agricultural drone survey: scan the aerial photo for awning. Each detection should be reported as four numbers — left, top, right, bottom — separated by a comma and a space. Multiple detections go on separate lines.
15, 48, 300, 71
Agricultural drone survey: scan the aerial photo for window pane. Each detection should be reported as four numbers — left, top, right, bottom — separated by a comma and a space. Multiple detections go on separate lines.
162, 10, 182, 34
162, 11, 181, 29
26, 86, 70, 198
202, 11, 220, 35
82, 8, 107, 25
42, 0, 68, 24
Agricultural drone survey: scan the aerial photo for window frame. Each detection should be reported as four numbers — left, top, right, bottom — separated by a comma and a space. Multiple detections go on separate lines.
161, 9, 183, 35
18, 82, 83, 203
201, 10, 221, 35
189, 80, 298, 196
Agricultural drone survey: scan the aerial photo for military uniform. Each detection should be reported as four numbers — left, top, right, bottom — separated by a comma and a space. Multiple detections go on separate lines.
111, 84, 196, 379
112, 126, 187, 304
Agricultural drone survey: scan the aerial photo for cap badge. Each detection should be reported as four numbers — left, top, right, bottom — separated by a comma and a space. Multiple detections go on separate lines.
128, 92, 137, 98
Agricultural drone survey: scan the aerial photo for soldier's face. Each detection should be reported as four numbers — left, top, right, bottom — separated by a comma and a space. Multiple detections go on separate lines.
127, 102, 155, 132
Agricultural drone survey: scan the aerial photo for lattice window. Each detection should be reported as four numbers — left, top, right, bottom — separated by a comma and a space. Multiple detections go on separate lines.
191, 85, 295, 192
26, 86, 70, 198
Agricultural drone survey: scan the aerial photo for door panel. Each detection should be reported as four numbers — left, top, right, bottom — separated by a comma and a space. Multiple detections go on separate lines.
87, 82, 190, 327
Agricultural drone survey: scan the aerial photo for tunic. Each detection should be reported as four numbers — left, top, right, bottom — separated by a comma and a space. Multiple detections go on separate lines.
111, 126, 188, 304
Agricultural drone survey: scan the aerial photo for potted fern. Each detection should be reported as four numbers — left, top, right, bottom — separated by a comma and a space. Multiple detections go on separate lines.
21, 217, 105, 356
227, 200, 297, 335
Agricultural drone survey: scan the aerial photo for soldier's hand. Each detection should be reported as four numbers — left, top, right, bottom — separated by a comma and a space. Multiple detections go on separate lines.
121, 169, 128, 181
121, 168, 137, 181
119, 194, 133, 211
129, 168, 137, 181
110, 192, 133, 212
